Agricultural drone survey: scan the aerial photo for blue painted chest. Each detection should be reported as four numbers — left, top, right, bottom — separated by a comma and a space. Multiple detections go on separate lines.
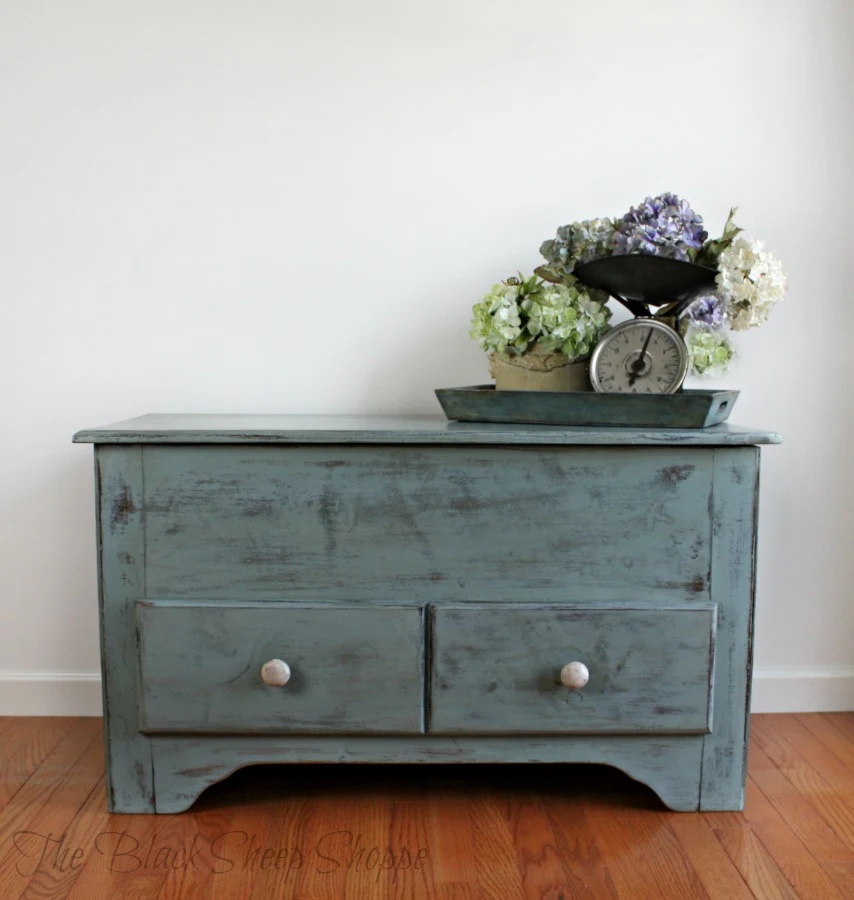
73, 415, 780, 813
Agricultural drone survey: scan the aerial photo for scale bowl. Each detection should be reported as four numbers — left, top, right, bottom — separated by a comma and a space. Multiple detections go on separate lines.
573, 254, 718, 308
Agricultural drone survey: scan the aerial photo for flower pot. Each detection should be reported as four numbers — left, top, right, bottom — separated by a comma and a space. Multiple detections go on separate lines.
489, 345, 592, 392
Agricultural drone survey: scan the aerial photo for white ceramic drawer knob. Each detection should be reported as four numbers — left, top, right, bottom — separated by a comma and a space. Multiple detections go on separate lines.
260, 659, 291, 687
560, 661, 589, 690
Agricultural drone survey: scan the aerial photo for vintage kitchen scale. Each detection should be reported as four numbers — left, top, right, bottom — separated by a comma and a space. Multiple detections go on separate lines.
575, 254, 716, 395
436, 255, 738, 428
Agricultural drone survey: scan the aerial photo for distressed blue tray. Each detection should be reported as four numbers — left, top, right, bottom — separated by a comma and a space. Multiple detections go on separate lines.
435, 386, 739, 429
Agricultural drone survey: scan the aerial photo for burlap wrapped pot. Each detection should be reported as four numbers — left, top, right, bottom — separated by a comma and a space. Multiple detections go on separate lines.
488, 344, 592, 392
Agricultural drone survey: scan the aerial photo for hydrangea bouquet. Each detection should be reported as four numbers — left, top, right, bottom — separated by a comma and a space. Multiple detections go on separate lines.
470, 273, 612, 390
470, 274, 611, 360
536, 194, 788, 377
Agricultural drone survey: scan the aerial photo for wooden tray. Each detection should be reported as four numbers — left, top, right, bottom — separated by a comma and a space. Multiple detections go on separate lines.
435, 386, 739, 429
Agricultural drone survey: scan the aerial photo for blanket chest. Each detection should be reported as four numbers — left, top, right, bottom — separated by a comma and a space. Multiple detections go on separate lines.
73, 415, 779, 813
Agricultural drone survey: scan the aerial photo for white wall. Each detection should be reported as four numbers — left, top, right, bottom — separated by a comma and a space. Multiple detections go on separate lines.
1, 0, 852, 714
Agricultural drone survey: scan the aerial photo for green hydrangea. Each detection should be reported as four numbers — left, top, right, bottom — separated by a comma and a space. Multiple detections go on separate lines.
684, 324, 735, 376
522, 284, 611, 359
469, 275, 532, 354
470, 275, 611, 361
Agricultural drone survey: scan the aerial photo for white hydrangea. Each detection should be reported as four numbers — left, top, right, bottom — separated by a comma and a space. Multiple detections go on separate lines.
716, 236, 787, 332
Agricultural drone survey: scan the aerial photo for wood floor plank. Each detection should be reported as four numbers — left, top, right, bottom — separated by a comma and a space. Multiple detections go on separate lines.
751, 717, 854, 847
0, 718, 25, 737
292, 793, 386, 900
0, 715, 853, 899
17, 780, 111, 900
294, 800, 350, 900
753, 715, 854, 793
152, 811, 205, 900
745, 729, 778, 775
0, 723, 102, 899
467, 795, 525, 900
63, 753, 224, 900
0, 718, 77, 812
428, 791, 479, 899
0, 719, 48, 764
664, 814, 753, 900
0, 720, 100, 863
711, 820, 800, 900
62, 813, 181, 899
506, 796, 575, 900
201, 811, 273, 900
582, 802, 710, 900
387, 795, 436, 900
543, 800, 619, 900
246, 785, 311, 900
742, 775, 849, 900
796, 713, 854, 768
823, 713, 854, 741
193, 773, 277, 900
341, 792, 395, 900
745, 745, 854, 897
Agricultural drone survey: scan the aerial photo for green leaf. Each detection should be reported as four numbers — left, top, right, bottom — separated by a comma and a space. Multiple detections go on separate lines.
533, 264, 566, 284
696, 206, 744, 268
722, 207, 741, 239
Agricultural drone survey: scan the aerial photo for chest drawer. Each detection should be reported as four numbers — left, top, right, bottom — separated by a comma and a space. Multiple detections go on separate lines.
136, 602, 425, 734
429, 605, 716, 734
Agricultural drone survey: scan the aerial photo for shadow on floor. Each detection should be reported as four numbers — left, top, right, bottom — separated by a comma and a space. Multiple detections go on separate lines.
191, 762, 662, 813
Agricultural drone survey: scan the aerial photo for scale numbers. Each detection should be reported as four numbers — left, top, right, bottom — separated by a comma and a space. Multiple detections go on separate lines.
590, 319, 689, 394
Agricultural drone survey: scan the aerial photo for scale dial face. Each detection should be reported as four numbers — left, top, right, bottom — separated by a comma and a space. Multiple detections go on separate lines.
590, 318, 689, 394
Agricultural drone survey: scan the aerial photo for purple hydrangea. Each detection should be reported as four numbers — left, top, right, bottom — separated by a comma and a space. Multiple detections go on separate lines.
614, 193, 708, 261
683, 291, 726, 330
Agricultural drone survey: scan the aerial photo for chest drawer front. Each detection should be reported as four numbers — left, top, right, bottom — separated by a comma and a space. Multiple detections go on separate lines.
137, 602, 425, 734
430, 605, 715, 735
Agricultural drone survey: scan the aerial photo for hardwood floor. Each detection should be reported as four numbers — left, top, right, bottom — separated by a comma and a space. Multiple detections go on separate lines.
0, 715, 851, 899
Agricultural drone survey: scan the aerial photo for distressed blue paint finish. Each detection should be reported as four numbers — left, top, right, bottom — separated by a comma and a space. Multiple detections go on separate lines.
430, 605, 716, 734
435, 386, 740, 429
140, 445, 715, 604
137, 601, 425, 734
701, 447, 761, 810
72, 414, 781, 446
95, 447, 154, 813
76, 416, 775, 813
150, 735, 706, 813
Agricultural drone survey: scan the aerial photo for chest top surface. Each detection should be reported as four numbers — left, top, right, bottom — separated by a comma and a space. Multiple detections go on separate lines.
73, 414, 781, 447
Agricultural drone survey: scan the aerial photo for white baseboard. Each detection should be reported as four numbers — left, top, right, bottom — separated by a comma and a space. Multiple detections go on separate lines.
0, 673, 103, 716
0, 668, 851, 717
750, 666, 854, 713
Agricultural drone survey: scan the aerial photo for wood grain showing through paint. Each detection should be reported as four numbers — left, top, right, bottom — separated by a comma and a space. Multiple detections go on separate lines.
80, 425, 771, 815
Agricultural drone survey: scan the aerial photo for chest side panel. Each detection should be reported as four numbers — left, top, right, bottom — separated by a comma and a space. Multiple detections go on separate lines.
142, 444, 714, 604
